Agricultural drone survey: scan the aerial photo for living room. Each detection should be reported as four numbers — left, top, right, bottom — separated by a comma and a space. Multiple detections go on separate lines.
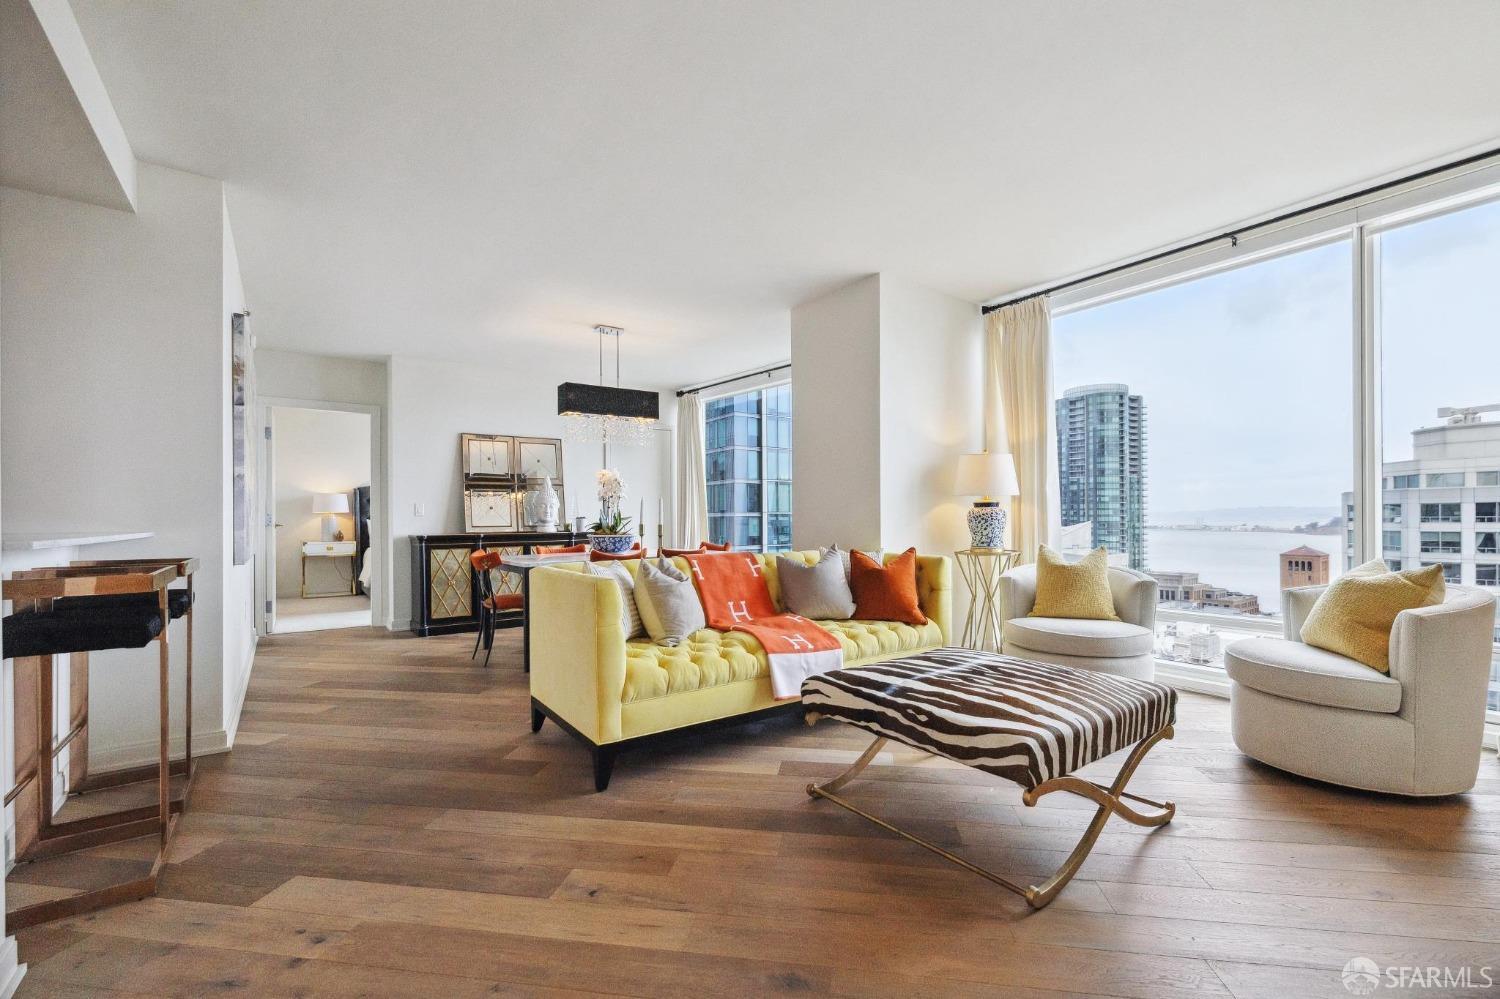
1, 1, 1499, 996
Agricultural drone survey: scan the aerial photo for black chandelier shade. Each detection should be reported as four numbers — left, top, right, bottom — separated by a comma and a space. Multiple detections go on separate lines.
557, 382, 660, 421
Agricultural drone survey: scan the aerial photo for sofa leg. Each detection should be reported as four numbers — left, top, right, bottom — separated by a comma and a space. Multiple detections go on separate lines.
530, 702, 546, 734
592, 747, 618, 792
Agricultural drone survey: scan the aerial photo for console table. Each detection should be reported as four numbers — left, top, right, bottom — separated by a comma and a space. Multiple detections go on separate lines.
408, 531, 586, 636
3, 556, 197, 929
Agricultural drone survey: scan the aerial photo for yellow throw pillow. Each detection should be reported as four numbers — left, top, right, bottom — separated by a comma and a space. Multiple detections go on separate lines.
1299, 559, 1445, 673
1029, 545, 1118, 621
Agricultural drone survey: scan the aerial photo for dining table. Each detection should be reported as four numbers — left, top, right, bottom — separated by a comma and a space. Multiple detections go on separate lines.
495, 551, 590, 673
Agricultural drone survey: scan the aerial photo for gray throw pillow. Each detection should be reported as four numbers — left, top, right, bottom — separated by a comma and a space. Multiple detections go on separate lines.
635, 558, 707, 646
588, 561, 644, 639
778, 554, 856, 620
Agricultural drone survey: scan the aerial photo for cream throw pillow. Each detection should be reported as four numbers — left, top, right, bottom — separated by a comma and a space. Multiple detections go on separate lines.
1299, 558, 1445, 673
588, 561, 644, 639
1029, 545, 1118, 621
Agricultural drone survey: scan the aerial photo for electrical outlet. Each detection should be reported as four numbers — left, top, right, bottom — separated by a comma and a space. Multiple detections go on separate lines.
413, 503, 425, 517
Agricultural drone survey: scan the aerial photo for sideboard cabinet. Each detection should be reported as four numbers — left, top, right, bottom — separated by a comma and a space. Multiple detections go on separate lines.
408, 532, 586, 636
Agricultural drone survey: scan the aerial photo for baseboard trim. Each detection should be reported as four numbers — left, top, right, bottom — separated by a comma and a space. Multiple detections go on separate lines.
0, 936, 24, 999
223, 636, 258, 749
87, 728, 232, 773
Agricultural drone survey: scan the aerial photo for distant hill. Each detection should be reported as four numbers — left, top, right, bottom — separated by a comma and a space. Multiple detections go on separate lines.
1149, 506, 1340, 529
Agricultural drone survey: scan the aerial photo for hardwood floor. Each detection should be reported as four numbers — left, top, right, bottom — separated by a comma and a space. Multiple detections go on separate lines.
14, 627, 1500, 997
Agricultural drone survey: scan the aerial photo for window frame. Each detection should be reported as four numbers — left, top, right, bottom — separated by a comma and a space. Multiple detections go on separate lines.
1044, 167, 1500, 727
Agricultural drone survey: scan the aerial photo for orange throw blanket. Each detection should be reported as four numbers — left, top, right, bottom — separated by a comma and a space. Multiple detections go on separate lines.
684, 553, 843, 700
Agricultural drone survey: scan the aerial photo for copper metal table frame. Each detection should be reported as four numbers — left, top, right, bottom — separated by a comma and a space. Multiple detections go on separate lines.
804, 716, 1176, 909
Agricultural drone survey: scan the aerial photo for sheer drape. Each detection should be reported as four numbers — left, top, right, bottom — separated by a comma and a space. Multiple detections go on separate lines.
674, 393, 710, 547
985, 297, 1059, 562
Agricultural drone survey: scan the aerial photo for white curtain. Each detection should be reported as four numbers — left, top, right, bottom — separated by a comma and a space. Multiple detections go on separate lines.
675, 393, 710, 547
985, 297, 1059, 563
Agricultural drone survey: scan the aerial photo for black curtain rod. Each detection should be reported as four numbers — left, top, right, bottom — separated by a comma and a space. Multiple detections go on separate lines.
676, 364, 790, 397
981, 143, 1500, 315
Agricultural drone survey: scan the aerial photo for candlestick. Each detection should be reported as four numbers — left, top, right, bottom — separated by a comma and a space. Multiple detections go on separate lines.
657, 523, 664, 556
639, 499, 644, 537
658, 497, 664, 539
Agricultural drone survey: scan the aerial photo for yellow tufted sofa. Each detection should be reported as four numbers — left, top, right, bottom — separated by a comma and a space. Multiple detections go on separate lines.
528, 549, 952, 789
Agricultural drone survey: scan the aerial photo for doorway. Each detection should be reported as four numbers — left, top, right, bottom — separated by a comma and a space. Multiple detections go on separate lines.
264, 404, 374, 633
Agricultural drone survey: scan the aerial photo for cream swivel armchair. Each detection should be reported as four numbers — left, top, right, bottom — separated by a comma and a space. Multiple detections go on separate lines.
999, 565, 1159, 680
1225, 584, 1497, 796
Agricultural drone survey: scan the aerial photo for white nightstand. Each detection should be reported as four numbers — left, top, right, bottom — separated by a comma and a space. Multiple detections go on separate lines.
301, 540, 358, 598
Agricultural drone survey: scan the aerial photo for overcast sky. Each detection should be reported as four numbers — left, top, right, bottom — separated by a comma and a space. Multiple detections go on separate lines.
1052, 197, 1500, 515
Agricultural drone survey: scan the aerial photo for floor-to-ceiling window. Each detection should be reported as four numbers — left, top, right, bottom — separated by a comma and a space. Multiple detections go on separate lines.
705, 383, 792, 552
1372, 197, 1500, 712
1046, 176, 1500, 723
1052, 240, 1353, 667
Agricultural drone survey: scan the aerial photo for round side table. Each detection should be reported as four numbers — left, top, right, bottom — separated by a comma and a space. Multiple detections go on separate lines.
955, 548, 1019, 652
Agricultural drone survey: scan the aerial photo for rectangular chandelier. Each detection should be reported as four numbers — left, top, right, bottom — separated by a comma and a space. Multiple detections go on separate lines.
556, 382, 660, 421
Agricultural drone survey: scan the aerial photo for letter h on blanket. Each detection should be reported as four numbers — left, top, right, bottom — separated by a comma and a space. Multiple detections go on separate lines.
684, 553, 844, 698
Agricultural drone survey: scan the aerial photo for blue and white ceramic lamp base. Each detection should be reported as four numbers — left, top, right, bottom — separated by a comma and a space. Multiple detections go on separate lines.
966, 502, 1008, 550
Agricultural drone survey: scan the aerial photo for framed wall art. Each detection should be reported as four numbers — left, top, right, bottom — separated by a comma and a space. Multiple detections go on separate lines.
516, 436, 563, 482
461, 433, 515, 480
463, 488, 517, 533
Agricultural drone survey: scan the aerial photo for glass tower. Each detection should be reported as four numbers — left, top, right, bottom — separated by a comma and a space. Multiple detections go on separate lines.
705, 383, 792, 552
1056, 383, 1147, 569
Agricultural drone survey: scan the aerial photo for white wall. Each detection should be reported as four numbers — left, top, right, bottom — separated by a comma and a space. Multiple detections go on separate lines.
220, 195, 256, 743
790, 275, 884, 549
878, 275, 983, 557
389, 354, 673, 629
791, 273, 982, 623
0, 162, 246, 768
257, 348, 387, 407
273, 407, 371, 598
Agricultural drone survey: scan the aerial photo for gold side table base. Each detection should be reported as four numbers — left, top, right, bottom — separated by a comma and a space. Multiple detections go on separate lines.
955, 548, 1018, 652
805, 724, 1175, 909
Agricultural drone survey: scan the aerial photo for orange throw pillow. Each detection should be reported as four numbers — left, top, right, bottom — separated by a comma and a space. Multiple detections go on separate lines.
850, 548, 926, 626
535, 544, 587, 555
701, 541, 731, 551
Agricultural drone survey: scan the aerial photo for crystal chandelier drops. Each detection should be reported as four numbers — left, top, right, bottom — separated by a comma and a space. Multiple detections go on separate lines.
560, 412, 656, 446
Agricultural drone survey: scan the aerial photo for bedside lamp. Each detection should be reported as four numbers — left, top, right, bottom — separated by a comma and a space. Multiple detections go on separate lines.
313, 492, 350, 542
954, 452, 1018, 550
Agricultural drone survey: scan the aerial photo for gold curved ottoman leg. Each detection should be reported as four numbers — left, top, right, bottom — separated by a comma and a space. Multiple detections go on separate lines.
1020, 725, 1175, 909
806, 736, 888, 797
803, 724, 1176, 911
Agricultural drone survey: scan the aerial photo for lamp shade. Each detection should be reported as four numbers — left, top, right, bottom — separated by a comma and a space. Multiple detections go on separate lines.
954, 452, 1019, 498
312, 492, 350, 515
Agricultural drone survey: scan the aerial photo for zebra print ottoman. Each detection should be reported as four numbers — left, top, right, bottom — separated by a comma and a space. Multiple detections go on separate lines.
801, 647, 1177, 909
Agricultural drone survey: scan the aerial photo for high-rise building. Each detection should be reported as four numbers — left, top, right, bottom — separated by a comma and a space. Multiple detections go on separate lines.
1341, 405, 1500, 711
1056, 383, 1147, 569
705, 383, 793, 551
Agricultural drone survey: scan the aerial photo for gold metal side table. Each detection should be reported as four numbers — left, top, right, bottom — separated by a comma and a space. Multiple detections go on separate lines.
955, 548, 1019, 652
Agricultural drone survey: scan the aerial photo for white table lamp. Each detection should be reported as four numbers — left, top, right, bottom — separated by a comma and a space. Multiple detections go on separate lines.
313, 492, 350, 541
954, 452, 1019, 550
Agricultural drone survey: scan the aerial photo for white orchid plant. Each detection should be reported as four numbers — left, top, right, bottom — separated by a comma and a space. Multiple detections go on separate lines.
589, 469, 632, 535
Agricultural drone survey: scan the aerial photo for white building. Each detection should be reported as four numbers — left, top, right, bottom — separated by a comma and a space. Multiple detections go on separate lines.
1343, 407, 1500, 712
1343, 406, 1500, 589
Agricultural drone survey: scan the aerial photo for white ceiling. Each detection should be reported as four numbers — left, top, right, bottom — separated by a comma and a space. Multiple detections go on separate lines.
71, 0, 1500, 387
